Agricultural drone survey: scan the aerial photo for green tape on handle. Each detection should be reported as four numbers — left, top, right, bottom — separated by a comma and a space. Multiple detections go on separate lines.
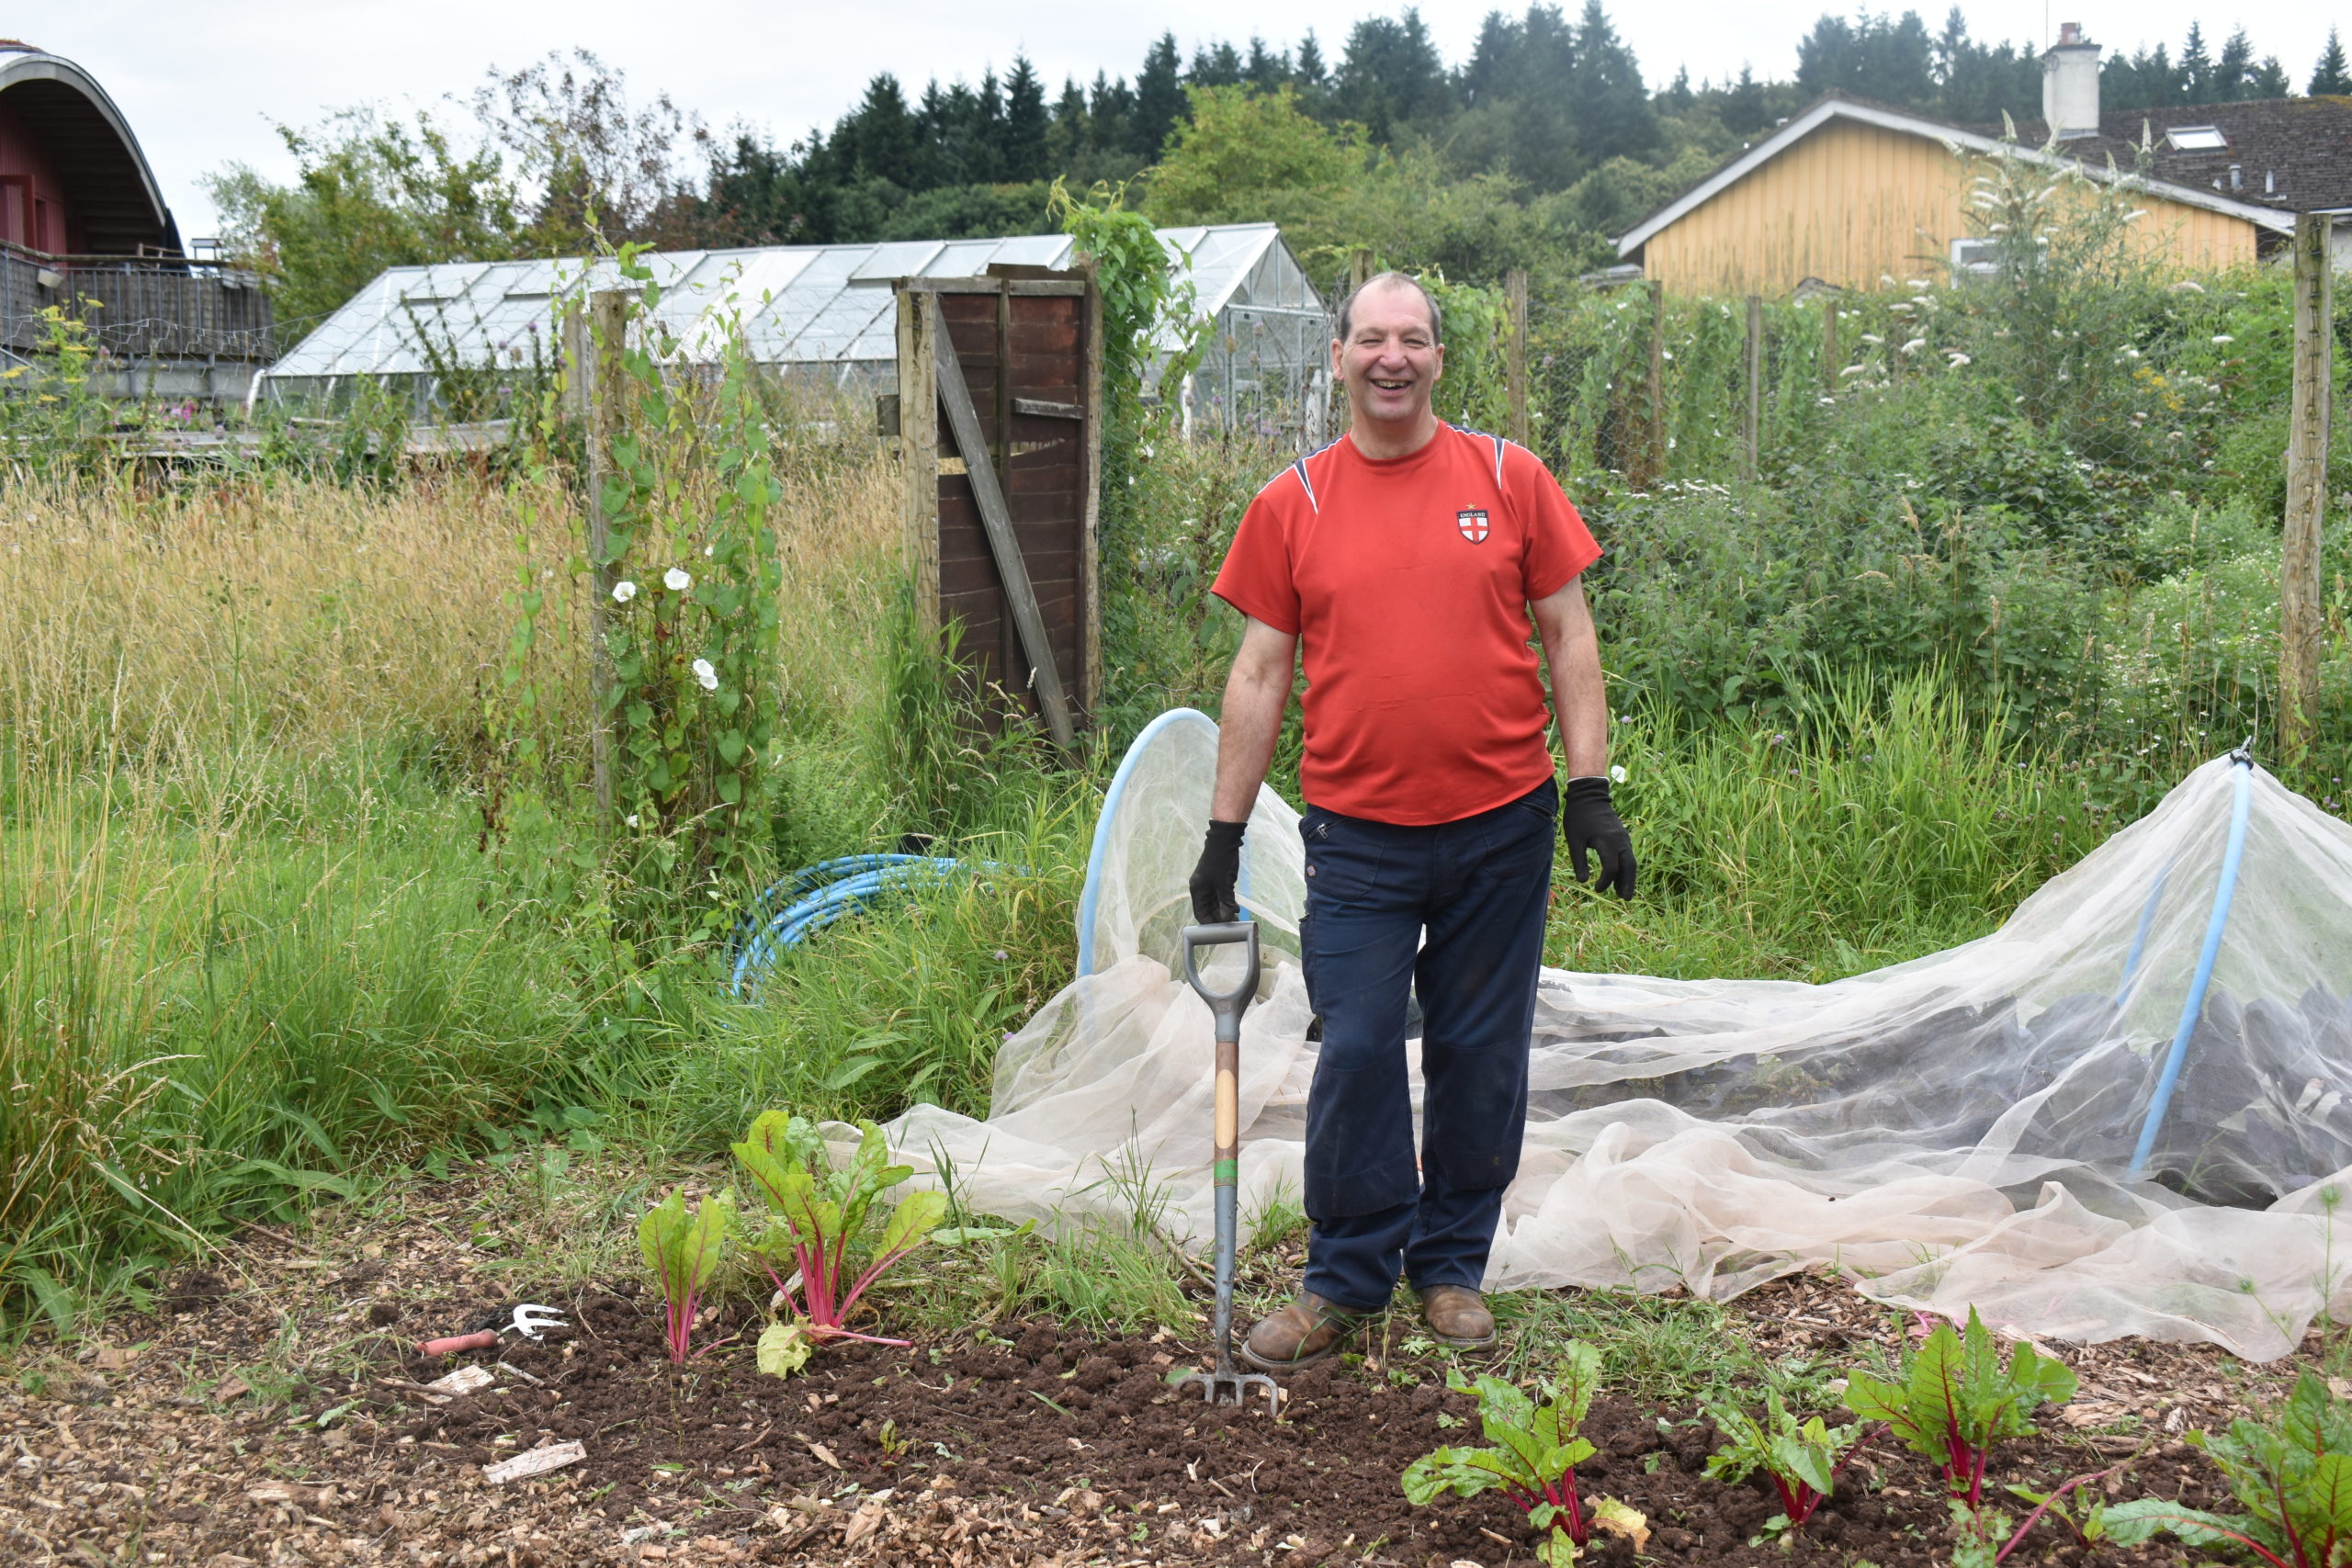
1213, 1158, 1238, 1184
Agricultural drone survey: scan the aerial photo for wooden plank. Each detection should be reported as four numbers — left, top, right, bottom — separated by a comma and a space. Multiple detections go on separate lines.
1012, 397, 1083, 420
928, 294, 1077, 750
1080, 264, 1103, 714
995, 281, 1013, 496
896, 289, 941, 639
2281, 211, 2333, 762
1742, 295, 1762, 480
586, 289, 628, 831
906, 276, 1089, 297
1506, 268, 1529, 447
1008, 322, 1081, 354
944, 557, 1078, 597
1645, 282, 1667, 484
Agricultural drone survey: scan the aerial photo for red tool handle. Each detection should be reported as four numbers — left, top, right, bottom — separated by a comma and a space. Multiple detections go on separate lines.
417, 1329, 499, 1356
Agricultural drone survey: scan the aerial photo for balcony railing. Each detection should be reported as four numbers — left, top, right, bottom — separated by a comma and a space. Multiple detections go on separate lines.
0, 245, 275, 362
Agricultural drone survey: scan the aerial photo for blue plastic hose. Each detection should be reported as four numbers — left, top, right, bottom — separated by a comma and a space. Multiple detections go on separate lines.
729, 854, 970, 998
2126, 753, 2255, 1181
2113, 866, 2172, 1007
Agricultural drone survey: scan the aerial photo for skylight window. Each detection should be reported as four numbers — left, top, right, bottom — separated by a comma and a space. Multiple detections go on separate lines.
2166, 125, 2228, 152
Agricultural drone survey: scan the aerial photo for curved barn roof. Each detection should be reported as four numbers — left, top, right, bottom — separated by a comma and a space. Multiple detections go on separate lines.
0, 42, 179, 255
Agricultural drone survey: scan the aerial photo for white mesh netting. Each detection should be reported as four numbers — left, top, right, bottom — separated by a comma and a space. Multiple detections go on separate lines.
884, 712, 2352, 1359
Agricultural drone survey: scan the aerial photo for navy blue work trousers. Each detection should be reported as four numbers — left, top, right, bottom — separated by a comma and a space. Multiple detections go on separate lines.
1296, 776, 1555, 1311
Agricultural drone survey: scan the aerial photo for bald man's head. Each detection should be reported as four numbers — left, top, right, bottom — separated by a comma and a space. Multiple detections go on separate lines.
1336, 272, 1442, 347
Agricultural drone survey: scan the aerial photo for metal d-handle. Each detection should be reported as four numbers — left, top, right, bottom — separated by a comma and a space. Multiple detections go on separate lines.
1178, 920, 1280, 1417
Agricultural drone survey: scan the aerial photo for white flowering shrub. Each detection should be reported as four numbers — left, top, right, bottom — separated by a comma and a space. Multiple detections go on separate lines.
497, 250, 789, 931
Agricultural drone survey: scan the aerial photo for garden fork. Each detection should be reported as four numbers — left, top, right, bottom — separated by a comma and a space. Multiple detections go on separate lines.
1177, 920, 1282, 1417
417, 1303, 569, 1357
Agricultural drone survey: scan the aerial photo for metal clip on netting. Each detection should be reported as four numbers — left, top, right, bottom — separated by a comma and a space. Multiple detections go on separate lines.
729, 854, 975, 998
2126, 746, 2256, 1181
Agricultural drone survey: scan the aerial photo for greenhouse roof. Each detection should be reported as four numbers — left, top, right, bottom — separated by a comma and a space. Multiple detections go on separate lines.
260, 224, 1305, 385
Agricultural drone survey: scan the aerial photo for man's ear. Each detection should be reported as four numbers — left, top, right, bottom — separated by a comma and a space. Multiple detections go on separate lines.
1430, 343, 1444, 381
1329, 337, 1343, 378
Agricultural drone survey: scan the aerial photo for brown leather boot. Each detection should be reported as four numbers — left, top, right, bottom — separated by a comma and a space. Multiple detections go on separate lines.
1418, 1285, 1496, 1348
1239, 1292, 1369, 1371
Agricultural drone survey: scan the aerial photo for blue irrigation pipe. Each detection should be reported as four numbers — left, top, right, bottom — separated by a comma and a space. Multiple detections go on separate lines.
2113, 866, 2172, 1007
729, 854, 969, 998
1076, 707, 1226, 978
2126, 751, 2255, 1181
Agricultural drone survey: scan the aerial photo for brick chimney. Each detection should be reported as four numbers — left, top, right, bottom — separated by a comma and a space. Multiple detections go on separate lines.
2042, 23, 2102, 139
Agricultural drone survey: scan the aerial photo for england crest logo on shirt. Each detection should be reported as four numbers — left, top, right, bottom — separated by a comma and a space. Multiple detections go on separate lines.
1456, 508, 1490, 543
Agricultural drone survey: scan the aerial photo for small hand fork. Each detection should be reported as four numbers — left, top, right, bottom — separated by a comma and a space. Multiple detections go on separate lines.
1177, 920, 1282, 1418
417, 1303, 569, 1357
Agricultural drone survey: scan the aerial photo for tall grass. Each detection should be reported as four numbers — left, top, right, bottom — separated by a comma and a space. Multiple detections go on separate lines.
0, 739, 606, 1327
1550, 675, 2113, 981
1, 470, 574, 769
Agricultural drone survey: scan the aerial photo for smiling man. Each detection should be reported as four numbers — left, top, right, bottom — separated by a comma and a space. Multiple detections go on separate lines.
1189, 272, 1634, 1368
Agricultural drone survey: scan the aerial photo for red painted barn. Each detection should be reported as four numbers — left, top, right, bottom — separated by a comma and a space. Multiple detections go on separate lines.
0, 41, 269, 408
0, 39, 178, 257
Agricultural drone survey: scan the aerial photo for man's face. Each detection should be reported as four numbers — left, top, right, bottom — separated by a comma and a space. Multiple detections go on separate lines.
1331, 281, 1443, 428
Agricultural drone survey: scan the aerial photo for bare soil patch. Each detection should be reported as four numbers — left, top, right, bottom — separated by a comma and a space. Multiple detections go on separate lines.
0, 1179, 2309, 1566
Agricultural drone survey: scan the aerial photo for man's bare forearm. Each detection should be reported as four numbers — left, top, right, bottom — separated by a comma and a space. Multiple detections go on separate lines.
1211, 618, 1297, 821
1532, 580, 1608, 777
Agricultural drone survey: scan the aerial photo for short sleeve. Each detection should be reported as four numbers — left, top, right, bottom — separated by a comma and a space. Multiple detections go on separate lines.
1211, 476, 1303, 634
1511, 445, 1601, 602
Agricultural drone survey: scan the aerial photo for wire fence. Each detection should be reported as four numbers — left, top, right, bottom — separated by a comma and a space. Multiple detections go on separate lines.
0, 250, 276, 362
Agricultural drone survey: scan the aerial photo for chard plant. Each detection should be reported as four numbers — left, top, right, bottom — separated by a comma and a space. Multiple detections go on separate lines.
638, 1186, 733, 1364
1841, 1306, 2075, 1509
1703, 1387, 1873, 1535
1402, 1347, 1647, 1566
2121, 1371, 2352, 1568
733, 1111, 945, 1351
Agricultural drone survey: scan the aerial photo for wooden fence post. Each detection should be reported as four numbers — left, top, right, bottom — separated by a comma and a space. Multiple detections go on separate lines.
895, 288, 941, 642
1743, 294, 1763, 480
1506, 268, 1530, 448
1646, 281, 1667, 482
586, 288, 628, 830
1350, 247, 1372, 294
2281, 211, 2334, 764
1820, 298, 1839, 394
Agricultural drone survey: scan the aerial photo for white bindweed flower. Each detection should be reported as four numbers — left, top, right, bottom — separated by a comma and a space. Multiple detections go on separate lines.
626, 813, 640, 828
2211, 334, 2234, 344
611, 580, 638, 604
1610, 764, 1629, 784
703, 544, 714, 557
693, 658, 718, 691
664, 567, 693, 592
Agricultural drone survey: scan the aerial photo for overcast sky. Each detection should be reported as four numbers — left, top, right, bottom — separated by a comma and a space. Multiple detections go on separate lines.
38, 1, 2338, 239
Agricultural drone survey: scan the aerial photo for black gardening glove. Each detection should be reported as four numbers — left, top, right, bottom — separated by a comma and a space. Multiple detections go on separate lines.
1562, 777, 1635, 899
1189, 819, 1247, 925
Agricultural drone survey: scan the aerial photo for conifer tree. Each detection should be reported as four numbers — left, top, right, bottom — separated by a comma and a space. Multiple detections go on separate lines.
2179, 23, 2212, 104
2312, 28, 2352, 96
2213, 28, 2254, 102
1570, 0, 1657, 163
1133, 34, 1187, 158
1296, 31, 1328, 86
1001, 57, 1050, 181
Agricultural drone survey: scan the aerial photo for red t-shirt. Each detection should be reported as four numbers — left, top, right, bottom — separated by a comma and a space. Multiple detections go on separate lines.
1211, 424, 1601, 826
